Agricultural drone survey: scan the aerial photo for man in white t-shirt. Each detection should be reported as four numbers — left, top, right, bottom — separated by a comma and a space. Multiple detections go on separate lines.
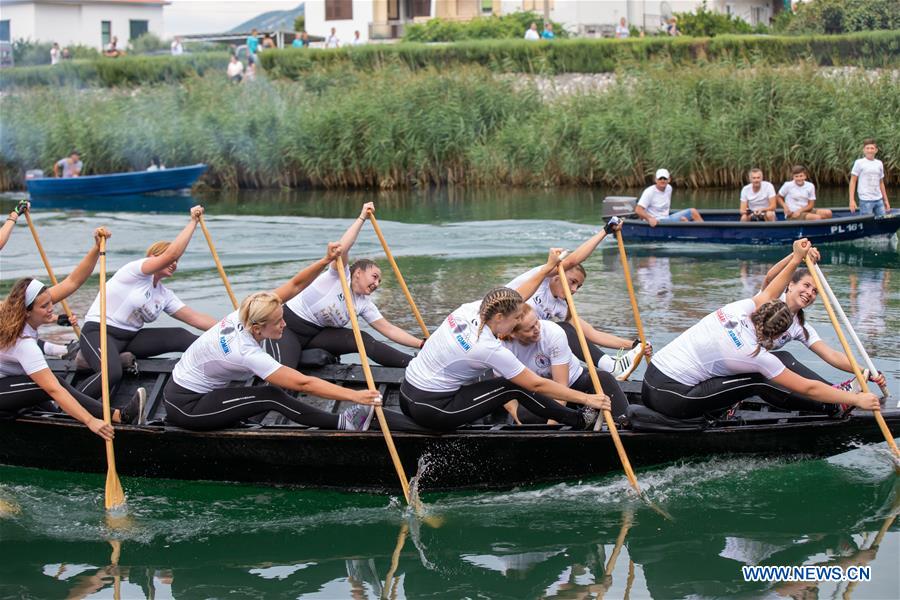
325, 27, 340, 49
524, 23, 540, 40
227, 55, 244, 82
53, 151, 82, 178
849, 139, 890, 216
776, 165, 832, 220
171, 37, 184, 56
635, 168, 703, 227
739, 168, 777, 222
615, 17, 630, 38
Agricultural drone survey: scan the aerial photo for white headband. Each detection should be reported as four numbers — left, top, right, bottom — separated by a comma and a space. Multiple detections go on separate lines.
25, 279, 47, 308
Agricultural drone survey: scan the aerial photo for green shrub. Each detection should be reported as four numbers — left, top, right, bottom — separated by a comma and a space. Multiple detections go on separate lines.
403, 11, 568, 42
674, 1, 764, 36
128, 32, 169, 54
774, 0, 900, 34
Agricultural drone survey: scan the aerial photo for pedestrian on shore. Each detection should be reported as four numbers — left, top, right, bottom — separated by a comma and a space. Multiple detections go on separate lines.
50, 42, 60, 65
849, 139, 890, 215
525, 22, 540, 41
666, 17, 680, 36
615, 17, 630, 39
246, 28, 259, 65
542, 23, 555, 40
350, 30, 363, 46
635, 169, 703, 227
326, 27, 340, 48
740, 168, 777, 222
262, 34, 276, 50
776, 166, 832, 220
292, 31, 309, 48
54, 151, 82, 178
171, 36, 184, 56
227, 55, 244, 83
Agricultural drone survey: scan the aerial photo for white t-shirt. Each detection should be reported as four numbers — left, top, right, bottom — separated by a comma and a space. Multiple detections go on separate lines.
637, 184, 673, 219
404, 301, 526, 393
501, 321, 583, 386
172, 311, 282, 393
778, 181, 816, 213
524, 29, 540, 40
506, 265, 569, 322
769, 292, 821, 351
740, 181, 776, 212
615, 24, 630, 38
652, 298, 786, 386
50, 47, 60, 65
285, 265, 383, 328
56, 158, 82, 178
85, 258, 185, 332
851, 158, 885, 201
227, 61, 244, 78
171, 41, 184, 56
0, 325, 49, 378
325, 35, 340, 48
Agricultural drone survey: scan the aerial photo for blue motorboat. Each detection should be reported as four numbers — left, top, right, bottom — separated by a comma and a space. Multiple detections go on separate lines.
26, 164, 207, 204
605, 200, 900, 245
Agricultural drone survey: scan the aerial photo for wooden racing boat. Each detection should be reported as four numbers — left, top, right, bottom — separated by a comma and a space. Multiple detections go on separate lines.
0, 357, 896, 493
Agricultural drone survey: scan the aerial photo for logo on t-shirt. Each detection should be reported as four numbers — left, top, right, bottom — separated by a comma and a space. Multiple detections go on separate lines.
219, 336, 231, 354
535, 353, 550, 369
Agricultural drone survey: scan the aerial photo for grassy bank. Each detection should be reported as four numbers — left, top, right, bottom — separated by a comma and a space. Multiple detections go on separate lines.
1, 64, 897, 191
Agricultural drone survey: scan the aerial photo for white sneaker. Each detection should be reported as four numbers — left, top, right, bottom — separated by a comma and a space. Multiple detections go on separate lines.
611, 345, 642, 378
341, 404, 375, 431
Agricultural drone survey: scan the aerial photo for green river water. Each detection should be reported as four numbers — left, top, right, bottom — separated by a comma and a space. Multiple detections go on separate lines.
0, 187, 898, 599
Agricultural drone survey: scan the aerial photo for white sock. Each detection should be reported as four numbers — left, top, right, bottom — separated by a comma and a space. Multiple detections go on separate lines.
42, 341, 67, 357
598, 354, 615, 373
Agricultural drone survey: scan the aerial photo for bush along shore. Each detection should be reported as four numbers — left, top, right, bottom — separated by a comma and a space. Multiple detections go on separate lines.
0, 31, 898, 90
1, 64, 897, 191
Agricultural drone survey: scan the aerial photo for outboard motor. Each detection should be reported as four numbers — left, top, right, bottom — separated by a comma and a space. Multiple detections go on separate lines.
603, 196, 636, 218
25, 169, 44, 180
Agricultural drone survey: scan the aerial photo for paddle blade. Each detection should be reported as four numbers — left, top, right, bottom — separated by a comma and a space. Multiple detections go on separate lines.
603, 196, 637, 218
105, 468, 126, 511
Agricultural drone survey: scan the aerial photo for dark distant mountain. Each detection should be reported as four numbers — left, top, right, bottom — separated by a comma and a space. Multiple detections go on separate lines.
229, 2, 304, 33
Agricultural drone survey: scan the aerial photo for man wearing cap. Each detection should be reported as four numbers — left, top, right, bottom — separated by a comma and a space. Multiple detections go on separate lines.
635, 169, 703, 227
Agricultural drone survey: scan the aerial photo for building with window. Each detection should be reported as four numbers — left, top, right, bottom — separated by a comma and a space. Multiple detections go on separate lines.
0, 0, 167, 50
303, 0, 783, 43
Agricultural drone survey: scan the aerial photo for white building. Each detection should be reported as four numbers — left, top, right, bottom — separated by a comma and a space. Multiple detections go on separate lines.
0, 0, 167, 50
303, 0, 782, 43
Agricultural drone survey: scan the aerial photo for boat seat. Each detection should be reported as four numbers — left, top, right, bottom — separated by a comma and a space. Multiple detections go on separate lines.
625, 404, 706, 433
298, 349, 338, 367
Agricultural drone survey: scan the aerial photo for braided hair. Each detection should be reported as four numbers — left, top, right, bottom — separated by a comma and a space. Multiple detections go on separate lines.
477, 287, 524, 340
750, 300, 794, 357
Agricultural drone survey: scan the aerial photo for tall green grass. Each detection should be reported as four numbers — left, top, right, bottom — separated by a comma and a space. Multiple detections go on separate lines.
1, 65, 897, 190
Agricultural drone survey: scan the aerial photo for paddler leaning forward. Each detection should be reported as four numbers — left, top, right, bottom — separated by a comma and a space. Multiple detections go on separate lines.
399, 249, 611, 431
162, 243, 420, 432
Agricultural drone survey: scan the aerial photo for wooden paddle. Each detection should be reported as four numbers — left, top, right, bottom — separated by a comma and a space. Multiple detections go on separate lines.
24, 210, 80, 337
557, 262, 641, 492
811, 263, 892, 403
197, 214, 238, 310
99, 235, 126, 511
368, 213, 430, 338
598, 511, 634, 600
614, 228, 648, 381
804, 257, 899, 464
381, 521, 409, 600
334, 256, 413, 505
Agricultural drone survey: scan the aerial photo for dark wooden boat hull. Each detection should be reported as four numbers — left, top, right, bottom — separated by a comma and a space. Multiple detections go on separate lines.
0, 359, 896, 492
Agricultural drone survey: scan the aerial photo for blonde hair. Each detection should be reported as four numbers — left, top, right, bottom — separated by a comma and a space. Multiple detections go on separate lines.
750, 300, 794, 357
0, 278, 39, 349
146, 241, 171, 257
508, 303, 535, 336
477, 287, 524, 340
239, 292, 282, 329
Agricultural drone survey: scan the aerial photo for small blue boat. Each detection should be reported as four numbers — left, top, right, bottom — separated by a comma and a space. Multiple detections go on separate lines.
26, 164, 207, 203
616, 208, 899, 245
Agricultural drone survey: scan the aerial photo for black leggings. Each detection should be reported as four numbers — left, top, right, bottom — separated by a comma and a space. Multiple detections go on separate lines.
79, 321, 197, 398
556, 321, 609, 368
0, 374, 105, 419
641, 351, 837, 419
399, 378, 586, 431
517, 370, 630, 424
266, 307, 413, 370
163, 379, 425, 432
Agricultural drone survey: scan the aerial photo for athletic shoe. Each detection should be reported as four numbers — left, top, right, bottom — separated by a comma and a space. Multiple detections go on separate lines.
581, 407, 599, 430
62, 340, 80, 362
121, 387, 147, 426
611, 345, 642, 379
341, 404, 375, 431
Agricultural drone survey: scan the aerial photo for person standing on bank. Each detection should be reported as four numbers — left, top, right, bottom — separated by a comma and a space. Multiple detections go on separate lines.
270, 202, 424, 370
635, 169, 703, 227
0, 228, 143, 437
849, 139, 890, 216
77, 206, 218, 399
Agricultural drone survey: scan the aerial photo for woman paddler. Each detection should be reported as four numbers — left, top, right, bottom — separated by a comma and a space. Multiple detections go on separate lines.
641, 239, 880, 419
505, 218, 652, 378
500, 304, 629, 424
77, 206, 218, 399
759, 250, 888, 394
163, 243, 417, 431
399, 250, 611, 431
0, 228, 143, 439
269, 202, 424, 369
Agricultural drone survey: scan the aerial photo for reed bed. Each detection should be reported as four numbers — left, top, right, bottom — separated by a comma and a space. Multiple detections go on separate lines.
1, 64, 896, 190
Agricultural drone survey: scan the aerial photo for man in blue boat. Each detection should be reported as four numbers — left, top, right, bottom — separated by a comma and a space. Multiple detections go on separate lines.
739, 168, 777, 222
635, 168, 703, 227
776, 165, 832, 220
53, 151, 82, 178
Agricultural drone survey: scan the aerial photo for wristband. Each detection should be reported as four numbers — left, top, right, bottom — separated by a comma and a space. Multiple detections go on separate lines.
419, 339, 426, 349
6, 217, 16, 223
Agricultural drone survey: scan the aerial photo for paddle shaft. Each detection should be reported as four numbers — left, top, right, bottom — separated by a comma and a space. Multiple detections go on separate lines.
803, 258, 899, 459
24, 211, 81, 337
557, 263, 641, 492
614, 229, 648, 380
368, 214, 430, 338
99, 236, 125, 510
335, 256, 412, 504
198, 215, 238, 310
812, 263, 891, 402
